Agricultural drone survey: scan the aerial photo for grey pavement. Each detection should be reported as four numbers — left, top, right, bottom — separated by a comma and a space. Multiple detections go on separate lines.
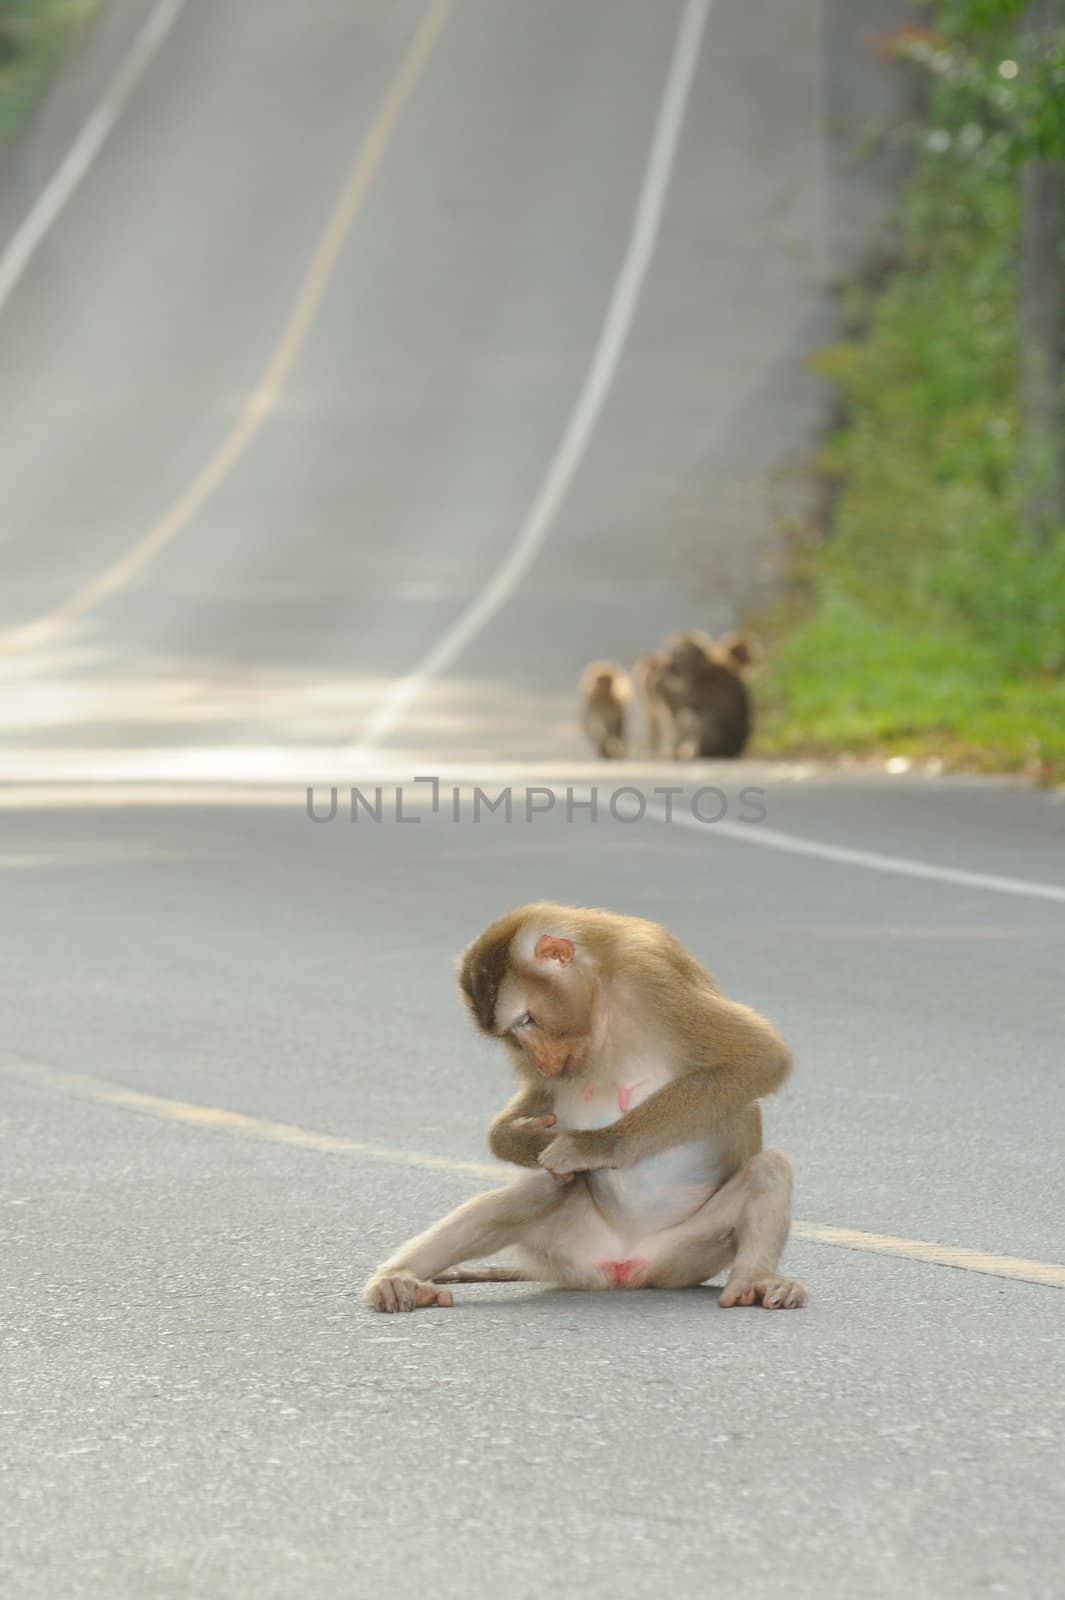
1, 3, 1063, 1599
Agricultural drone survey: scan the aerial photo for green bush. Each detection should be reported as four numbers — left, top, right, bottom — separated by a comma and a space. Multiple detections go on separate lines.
0, 1, 100, 146
762, 62, 1065, 777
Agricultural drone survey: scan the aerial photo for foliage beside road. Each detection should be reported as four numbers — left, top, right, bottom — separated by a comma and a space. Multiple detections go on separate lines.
0, 0, 99, 146
760, 6, 1065, 781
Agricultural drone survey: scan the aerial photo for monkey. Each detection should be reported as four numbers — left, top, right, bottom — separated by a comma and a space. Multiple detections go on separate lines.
632, 649, 674, 757
363, 904, 805, 1314
579, 661, 631, 759
657, 629, 755, 759
715, 631, 760, 674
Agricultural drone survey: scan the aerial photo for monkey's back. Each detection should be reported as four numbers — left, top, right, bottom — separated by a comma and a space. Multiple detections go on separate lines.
690, 660, 750, 758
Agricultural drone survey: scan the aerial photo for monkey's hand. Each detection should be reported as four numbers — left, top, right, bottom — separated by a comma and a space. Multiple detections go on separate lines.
516, 1116, 579, 1183
513, 1114, 557, 1141
538, 1128, 617, 1178
490, 1111, 561, 1169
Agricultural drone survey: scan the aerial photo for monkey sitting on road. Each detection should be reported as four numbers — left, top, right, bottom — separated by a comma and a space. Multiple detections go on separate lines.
657, 629, 757, 759
579, 661, 631, 759
364, 904, 805, 1313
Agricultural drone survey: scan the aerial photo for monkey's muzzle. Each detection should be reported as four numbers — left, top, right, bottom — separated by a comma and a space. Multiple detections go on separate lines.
523, 1038, 582, 1078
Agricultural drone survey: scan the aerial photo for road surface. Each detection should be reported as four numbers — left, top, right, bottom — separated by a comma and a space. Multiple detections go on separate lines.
1, 4, 1063, 1598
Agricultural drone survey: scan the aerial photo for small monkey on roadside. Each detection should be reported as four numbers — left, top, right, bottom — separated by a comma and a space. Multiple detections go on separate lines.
633, 649, 674, 757
363, 904, 805, 1314
579, 661, 631, 759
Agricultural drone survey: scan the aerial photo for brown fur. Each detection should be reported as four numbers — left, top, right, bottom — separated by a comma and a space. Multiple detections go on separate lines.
716, 631, 760, 673
657, 630, 756, 759
364, 907, 804, 1313
633, 649, 673, 756
459, 915, 517, 1032
463, 904, 791, 1172
579, 661, 631, 759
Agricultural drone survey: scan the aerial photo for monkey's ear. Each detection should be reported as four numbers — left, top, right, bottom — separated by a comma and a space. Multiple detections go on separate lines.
534, 934, 575, 966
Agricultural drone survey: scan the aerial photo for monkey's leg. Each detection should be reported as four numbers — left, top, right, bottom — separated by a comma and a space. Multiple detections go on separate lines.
363, 1172, 568, 1313
655, 707, 676, 760
672, 708, 700, 761
646, 1150, 805, 1309
719, 1149, 805, 1308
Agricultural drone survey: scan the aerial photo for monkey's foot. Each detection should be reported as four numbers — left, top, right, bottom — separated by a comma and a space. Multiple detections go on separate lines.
718, 1272, 806, 1310
364, 1273, 454, 1313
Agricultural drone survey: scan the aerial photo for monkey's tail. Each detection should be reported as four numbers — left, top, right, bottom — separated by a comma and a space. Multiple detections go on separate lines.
431, 1267, 531, 1284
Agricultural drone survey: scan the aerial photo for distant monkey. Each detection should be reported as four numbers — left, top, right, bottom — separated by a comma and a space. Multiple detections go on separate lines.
633, 650, 673, 757
364, 904, 805, 1314
579, 661, 631, 760
659, 629, 756, 759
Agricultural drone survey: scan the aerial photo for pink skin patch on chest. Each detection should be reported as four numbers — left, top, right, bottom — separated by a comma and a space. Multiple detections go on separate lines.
582, 1084, 597, 1103
617, 1086, 633, 1112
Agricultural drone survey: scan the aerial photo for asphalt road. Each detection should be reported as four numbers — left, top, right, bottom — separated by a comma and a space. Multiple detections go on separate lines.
1, 3, 1064, 1599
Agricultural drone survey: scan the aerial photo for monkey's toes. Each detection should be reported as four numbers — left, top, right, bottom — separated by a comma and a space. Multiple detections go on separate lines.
762, 1277, 805, 1310
365, 1274, 453, 1313
719, 1274, 806, 1311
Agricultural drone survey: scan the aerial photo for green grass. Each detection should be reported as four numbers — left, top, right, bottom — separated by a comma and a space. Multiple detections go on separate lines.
0, 0, 101, 147
759, 118, 1065, 782
758, 586, 1065, 774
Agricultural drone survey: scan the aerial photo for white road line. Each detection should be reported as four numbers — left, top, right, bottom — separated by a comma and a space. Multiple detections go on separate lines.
470, 778, 1064, 906
0, 761, 1057, 905
0, 0, 186, 319
456, 777, 1063, 906
664, 810, 1065, 904
356, 0, 712, 752
554, 784, 1065, 905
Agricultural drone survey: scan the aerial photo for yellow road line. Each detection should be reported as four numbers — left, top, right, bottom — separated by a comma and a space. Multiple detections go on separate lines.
791, 1222, 1065, 1288
1, 0, 451, 656
9, 1059, 1064, 1290
7, 1062, 499, 1178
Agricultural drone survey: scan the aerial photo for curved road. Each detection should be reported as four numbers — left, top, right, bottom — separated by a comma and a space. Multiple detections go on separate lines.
1, 4, 1063, 1598
0, 0, 832, 766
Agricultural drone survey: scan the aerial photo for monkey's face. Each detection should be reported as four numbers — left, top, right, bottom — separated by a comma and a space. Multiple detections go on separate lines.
458, 918, 596, 1079
507, 1011, 590, 1079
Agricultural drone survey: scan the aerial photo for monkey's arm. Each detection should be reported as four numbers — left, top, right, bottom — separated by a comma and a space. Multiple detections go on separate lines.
604, 1050, 788, 1168
539, 998, 791, 1175
488, 1086, 558, 1168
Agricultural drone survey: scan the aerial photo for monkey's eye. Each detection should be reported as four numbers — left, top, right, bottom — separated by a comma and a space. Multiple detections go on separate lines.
513, 1012, 533, 1031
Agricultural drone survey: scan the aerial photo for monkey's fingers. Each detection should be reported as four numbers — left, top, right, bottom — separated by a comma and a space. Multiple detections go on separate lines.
539, 1131, 612, 1176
